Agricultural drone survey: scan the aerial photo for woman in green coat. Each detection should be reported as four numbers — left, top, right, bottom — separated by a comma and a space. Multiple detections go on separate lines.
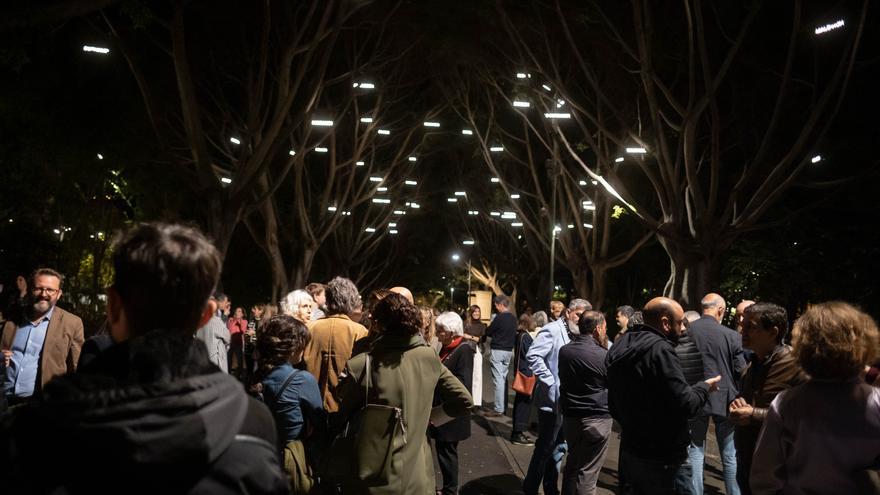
333, 293, 474, 494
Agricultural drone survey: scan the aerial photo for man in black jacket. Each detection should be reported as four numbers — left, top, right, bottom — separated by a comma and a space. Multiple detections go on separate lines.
606, 297, 720, 495
485, 294, 517, 416
558, 311, 611, 495
0, 223, 286, 494
686, 293, 746, 495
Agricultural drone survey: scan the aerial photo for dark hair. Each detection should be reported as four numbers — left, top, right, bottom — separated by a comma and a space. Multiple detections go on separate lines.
466, 304, 481, 324
518, 313, 536, 333
111, 223, 221, 336
627, 311, 644, 330
325, 277, 361, 315
372, 293, 422, 336
305, 283, 325, 297
578, 311, 606, 335
256, 315, 311, 372
214, 292, 228, 302
743, 303, 789, 343
616, 305, 635, 318
494, 294, 510, 308
31, 268, 64, 289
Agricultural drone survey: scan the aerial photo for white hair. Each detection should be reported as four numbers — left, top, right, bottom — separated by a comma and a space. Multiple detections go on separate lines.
281, 289, 314, 315
435, 311, 464, 337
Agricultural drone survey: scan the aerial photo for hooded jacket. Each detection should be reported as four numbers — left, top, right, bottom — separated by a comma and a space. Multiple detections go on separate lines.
605, 324, 710, 462
0, 329, 286, 494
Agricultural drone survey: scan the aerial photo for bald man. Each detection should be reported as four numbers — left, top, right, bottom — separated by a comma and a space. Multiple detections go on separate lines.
389, 286, 414, 304
685, 293, 746, 495
734, 300, 755, 334
606, 297, 720, 495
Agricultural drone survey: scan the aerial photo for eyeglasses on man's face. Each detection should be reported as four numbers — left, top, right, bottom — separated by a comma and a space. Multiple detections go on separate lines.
32, 287, 60, 296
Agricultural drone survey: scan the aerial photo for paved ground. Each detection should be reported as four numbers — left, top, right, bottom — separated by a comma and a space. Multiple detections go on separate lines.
431, 351, 730, 494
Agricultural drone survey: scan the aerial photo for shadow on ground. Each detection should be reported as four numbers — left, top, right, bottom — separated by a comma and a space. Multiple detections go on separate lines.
461, 473, 524, 495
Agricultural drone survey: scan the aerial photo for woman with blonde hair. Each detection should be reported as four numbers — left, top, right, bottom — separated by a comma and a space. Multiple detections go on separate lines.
751, 302, 880, 494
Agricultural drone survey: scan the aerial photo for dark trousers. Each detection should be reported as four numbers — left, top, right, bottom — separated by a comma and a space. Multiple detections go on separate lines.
562, 416, 613, 495
513, 392, 532, 434
523, 409, 566, 495
619, 451, 694, 495
436, 440, 460, 495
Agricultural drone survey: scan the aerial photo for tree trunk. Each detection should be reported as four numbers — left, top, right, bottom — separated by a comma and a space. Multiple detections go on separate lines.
658, 237, 714, 309
571, 269, 592, 304
590, 266, 608, 311
290, 246, 317, 289
204, 196, 241, 259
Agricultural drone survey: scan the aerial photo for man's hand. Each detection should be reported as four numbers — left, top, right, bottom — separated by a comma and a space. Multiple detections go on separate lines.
2, 349, 11, 368
704, 375, 722, 392
728, 397, 754, 425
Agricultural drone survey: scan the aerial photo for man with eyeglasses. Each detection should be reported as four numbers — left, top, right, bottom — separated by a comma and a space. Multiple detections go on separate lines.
1, 268, 83, 407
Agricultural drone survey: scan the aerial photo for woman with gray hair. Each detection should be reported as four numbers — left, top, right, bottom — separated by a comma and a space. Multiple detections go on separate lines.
280, 290, 315, 324
431, 311, 476, 495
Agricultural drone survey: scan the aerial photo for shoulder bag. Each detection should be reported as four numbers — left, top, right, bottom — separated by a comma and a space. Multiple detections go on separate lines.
323, 353, 408, 486
511, 333, 536, 396
264, 369, 317, 495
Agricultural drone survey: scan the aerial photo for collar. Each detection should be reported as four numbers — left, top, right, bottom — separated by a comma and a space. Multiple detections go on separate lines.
440, 336, 464, 360
633, 323, 674, 343
326, 313, 352, 322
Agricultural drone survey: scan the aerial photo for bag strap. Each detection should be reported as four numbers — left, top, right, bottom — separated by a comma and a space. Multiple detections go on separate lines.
265, 368, 299, 406
363, 353, 372, 405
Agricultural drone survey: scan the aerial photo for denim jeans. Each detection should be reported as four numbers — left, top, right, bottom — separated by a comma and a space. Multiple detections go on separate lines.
620, 451, 694, 495
490, 349, 513, 413
688, 415, 740, 495
523, 409, 567, 495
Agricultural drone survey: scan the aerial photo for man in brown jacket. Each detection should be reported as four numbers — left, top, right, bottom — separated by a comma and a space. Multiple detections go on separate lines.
303, 276, 368, 412
2, 268, 83, 405
728, 302, 806, 494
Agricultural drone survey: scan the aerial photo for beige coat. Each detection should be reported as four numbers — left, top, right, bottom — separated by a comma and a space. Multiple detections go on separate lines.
335, 333, 473, 495
1, 306, 84, 393
303, 314, 368, 412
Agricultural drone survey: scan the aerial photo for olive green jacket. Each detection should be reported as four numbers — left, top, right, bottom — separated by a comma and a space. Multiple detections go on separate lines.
335, 333, 473, 495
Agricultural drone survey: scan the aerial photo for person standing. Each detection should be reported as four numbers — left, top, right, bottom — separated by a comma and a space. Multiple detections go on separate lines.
558, 311, 612, 495
727, 303, 805, 494
431, 312, 476, 495
2, 268, 84, 406
549, 300, 564, 322
333, 294, 473, 494
751, 302, 880, 494
302, 277, 368, 412
0, 223, 286, 493
606, 297, 720, 495
686, 293, 745, 495
614, 305, 635, 342
305, 283, 326, 321
511, 312, 538, 445
522, 298, 592, 495
484, 295, 517, 417
195, 293, 231, 373
227, 306, 248, 378
463, 305, 486, 345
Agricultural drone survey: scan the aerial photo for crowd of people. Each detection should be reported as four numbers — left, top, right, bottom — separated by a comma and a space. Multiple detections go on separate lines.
1, 222, 879, 495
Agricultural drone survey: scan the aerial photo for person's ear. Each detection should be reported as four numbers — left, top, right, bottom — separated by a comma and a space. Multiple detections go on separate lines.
107, 287, 129, 343
198, 299, 217, 329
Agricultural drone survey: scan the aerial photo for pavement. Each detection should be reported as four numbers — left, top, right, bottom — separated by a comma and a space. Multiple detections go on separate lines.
431, 350, 730, 494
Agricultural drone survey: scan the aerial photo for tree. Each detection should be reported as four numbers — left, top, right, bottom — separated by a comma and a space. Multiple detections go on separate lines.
497, 0, 868, 305
100, 0, 365, 256
447, 67, 651, 309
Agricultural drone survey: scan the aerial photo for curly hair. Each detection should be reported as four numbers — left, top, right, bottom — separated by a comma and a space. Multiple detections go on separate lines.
372, 293, 422, 336
792, 302, 879, 380
325, 276, 362, 315
255, 315, 311, 375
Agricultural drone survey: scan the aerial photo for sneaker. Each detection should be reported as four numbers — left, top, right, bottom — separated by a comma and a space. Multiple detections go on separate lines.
510, 432, 534, 445
484, 410, 504, 418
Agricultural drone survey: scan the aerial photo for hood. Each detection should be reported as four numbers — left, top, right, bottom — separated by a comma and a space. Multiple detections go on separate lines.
606, 324, 670, 369
39, 371, 249, 467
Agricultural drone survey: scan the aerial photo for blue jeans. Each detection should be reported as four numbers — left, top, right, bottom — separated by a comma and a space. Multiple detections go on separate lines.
688, 415, 739, 495
620, 451, 694, 495
523, 409, 567, 495
490, 349, 513, 413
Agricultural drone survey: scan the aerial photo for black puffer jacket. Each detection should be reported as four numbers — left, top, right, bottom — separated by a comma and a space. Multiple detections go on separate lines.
0, 330, 287, 495
675, 332, 705, 386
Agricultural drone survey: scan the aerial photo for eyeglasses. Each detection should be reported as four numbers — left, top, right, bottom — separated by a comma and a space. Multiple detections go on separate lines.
32, 287, 59, 296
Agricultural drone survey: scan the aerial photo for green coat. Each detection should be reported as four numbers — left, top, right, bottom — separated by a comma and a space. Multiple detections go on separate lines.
335, 333, 473, 494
